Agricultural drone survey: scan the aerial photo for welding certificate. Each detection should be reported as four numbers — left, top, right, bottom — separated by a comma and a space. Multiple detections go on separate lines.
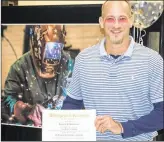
42, 110, 96, 141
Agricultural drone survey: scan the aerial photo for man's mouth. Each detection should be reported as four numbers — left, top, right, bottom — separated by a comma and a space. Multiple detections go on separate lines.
111, 31, 121, 34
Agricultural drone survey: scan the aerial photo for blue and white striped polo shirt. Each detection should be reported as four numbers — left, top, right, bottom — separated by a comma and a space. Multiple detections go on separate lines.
67, 36, 163, 141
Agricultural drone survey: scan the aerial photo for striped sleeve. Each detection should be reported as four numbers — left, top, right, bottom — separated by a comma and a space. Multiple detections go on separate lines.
149, 52, 163, 103
67, 56, 83, 100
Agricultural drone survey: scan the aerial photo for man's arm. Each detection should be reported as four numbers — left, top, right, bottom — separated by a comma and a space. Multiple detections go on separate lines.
62, 96, 84, 109
2, 62, 46, 126
3, 64, 22, 116
2, 63, 30, 124
121, 52, 163, 138
121, 101, 163, 138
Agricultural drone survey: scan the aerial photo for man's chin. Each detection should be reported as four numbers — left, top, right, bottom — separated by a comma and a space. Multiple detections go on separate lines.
111, 39, 123, 44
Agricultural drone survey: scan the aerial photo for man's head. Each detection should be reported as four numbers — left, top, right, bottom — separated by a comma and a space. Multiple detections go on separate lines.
30, 25, 66, 78
99, 0, 133, 44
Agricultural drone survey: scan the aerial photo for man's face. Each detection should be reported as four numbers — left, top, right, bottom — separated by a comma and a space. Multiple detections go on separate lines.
99, 1, 133, 44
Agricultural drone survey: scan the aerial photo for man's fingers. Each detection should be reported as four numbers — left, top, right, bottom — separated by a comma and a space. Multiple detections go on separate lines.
95, 116, 103, 127
101, 125, 107, 133
95, 115, 113, 133
100, 121, 109, 133
37, 104, 45, 113
98, 117, 109, 126
95, 116, 103, 123
95, 120, 102, 131
35, 106, 41, 119
95, 115, 122, 134
95, 116, 110, 132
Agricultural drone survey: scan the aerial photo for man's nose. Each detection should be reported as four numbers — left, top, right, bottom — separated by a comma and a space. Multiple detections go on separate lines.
113, 20, 121, 28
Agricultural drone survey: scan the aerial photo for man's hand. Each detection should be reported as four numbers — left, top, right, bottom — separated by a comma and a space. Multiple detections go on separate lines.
14, 101, 45, 126
14, 101, 32, 124
95, 115, 123, 134
27, 104, 45, 127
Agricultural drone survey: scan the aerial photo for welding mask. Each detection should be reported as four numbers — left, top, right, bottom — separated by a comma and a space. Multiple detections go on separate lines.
30, 25, 66, 78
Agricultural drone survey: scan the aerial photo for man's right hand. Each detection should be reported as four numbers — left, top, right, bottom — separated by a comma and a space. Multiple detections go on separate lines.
14, 101, 45, 126
14, 101, 32, 124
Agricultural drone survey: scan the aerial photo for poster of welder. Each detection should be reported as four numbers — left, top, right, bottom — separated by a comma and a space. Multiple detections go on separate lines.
1, 24, 104, 128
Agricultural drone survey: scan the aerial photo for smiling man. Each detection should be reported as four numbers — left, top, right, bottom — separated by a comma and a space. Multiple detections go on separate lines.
62, 0, 163, 141
99, 0, 133, 54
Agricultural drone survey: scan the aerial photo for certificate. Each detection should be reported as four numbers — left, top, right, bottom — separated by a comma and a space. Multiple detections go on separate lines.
42, 110, 96, 141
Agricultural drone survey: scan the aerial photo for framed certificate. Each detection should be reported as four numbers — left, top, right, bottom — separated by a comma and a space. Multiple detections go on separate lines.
42, 110, 96, 141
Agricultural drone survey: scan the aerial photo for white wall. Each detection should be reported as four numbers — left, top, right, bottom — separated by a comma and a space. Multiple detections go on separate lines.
18, 1, 104, 6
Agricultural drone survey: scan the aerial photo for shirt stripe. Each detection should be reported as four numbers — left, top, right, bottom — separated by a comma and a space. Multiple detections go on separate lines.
67, 36, 163, 140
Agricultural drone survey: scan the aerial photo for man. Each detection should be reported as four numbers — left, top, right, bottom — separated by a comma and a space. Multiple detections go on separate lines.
62, 1, 163, 141
1, 25, 73, 126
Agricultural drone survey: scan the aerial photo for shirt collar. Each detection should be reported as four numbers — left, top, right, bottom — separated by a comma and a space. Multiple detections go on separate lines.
99, 36, 135, 58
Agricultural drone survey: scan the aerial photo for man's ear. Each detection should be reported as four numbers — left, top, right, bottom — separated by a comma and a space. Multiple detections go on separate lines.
99, 16, 104, 29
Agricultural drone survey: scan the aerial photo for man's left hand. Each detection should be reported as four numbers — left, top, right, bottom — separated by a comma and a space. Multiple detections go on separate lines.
27, 104, 45, 127
95, 115, 123, 134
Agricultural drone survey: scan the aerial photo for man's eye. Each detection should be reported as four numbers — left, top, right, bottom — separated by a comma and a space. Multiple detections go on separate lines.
105, 18, 115, 23
119, 17, 128, 23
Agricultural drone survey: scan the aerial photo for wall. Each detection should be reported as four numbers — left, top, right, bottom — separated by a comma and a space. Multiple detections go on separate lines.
18, 1, 104, 6
2, 25, 25, 89
66, 25, 104, 50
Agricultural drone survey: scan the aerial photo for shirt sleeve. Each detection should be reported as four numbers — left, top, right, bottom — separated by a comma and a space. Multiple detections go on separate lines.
121, 101, 164, 138
4, 63, 23, 97
2, 63, 22, 121
120, 52, 163, 138
62, 95, 84, 109
149, 52, 163, 103
66, 56, 83, 100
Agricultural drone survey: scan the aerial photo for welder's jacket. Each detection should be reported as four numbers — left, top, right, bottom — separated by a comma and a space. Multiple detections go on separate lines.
1, 51, 72, 123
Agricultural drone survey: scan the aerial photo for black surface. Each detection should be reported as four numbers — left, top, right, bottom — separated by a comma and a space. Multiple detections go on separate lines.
1, 5, 101, 24
1, 124, 42, 141
1, 124, 164, 141
1, 5, 163, 30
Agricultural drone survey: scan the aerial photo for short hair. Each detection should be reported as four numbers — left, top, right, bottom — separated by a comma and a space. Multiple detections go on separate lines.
101, 0, 132, 17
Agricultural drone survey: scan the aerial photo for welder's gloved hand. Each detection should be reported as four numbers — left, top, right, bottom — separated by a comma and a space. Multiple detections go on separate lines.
14, 101, 33, 124
27, 104, 45, 127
